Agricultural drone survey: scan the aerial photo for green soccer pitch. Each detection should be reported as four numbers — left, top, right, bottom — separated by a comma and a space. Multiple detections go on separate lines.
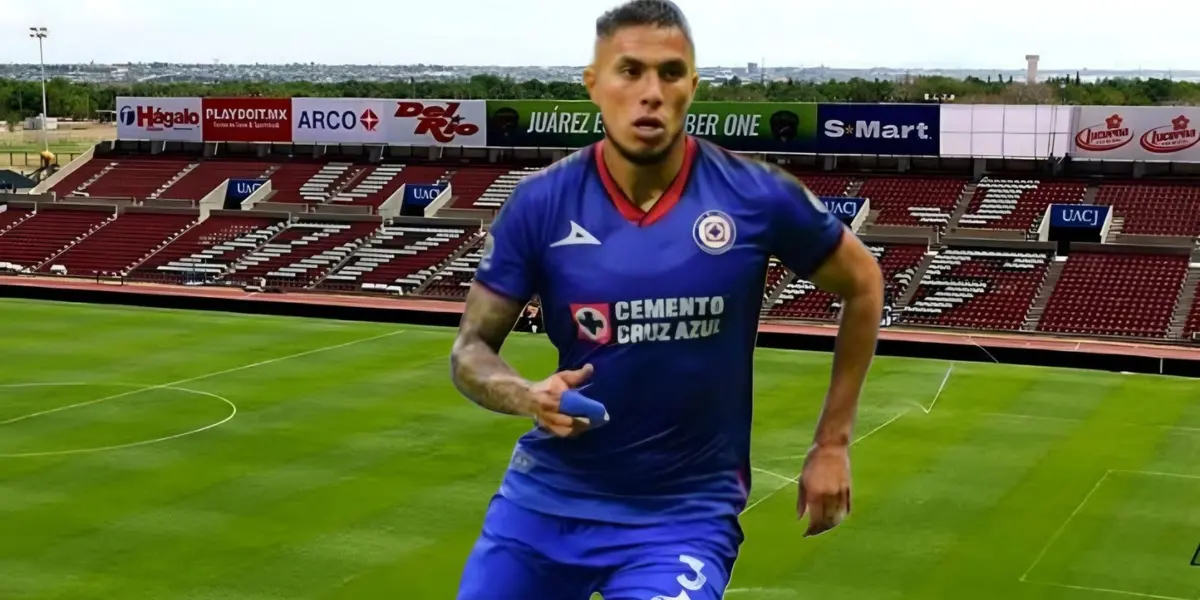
0, 297, 1197, 600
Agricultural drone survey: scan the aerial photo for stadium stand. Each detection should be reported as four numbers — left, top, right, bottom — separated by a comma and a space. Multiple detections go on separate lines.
448, 166, 541, 209
317, 220, 481, 295
1092, 182, 1200, 237
262, 162, 359, 204
329, 165, 404, 205
1184, 278, 1200, 340
1037, 251, 1190, 338
158, 160, 275, 201
902, 247, 1053, 331
858, 176, 969, 228
956, 177, 1088, 232
0, 206, 33, 232
130, 213, 288, 283
420, 236, 487, 298
762, 257, 790, 306
332, 164, 452, 208
14, 131, 1200, 351
47, 158, 115, 198
767, 243, 926, 320
0, 206, 114, 271
223, 219, 382, 288
41, 211, 199, 276
790, 172, 853, 197
75, 158, 195, 200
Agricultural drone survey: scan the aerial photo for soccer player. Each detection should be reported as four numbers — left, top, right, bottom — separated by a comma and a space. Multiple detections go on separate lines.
449, 0, 884, 597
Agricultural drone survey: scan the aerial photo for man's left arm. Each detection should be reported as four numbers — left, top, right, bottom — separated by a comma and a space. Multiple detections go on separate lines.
763, 169, 883, 535
807, 234, 883, 449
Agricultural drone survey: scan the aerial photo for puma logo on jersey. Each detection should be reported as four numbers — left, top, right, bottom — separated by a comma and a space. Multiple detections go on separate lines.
550, 221, 601, 247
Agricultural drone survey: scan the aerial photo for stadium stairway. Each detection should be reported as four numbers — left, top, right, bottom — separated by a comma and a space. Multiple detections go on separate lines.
944, 182, 979, 229
895, 251, 938, 309
1106, 216, 1126, 242
1021, 256, 1067, 331
1168, 257, 1200, 338
759, 258, 793, 312
0, 206, 34, 233
124, 217, 206, 273
329, 165, 402, 205
414, 235, 488, 298
49, 159, 114, 198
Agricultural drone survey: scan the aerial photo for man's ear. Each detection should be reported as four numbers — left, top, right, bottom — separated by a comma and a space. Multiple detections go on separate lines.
583, 64, 598, 103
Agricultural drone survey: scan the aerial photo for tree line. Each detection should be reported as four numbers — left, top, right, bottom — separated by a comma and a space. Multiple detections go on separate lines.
2, 73, 1199, 125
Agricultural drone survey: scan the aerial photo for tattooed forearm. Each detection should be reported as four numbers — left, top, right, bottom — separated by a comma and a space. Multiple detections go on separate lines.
450, 282, 535, 416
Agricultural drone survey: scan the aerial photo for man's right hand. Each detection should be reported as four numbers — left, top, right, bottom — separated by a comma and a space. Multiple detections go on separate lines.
526, 363, 595, 437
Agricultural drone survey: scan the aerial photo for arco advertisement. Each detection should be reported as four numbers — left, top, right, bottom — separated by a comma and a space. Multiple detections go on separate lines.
292, 98, 389, 144
485, 100, 819, 153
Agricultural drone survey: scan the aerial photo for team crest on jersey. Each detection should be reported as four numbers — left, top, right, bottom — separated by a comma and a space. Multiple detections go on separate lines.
693, 210, 736, 255
570, 303, 612, 344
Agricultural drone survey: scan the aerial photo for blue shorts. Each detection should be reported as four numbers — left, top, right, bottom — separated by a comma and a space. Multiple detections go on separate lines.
457, 494, 744, 600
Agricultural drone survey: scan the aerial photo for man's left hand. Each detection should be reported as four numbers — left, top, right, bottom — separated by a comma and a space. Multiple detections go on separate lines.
797, 443, 852, 537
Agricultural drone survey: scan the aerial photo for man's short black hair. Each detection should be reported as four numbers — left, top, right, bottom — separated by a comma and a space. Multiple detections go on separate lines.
595, 0, 693, 45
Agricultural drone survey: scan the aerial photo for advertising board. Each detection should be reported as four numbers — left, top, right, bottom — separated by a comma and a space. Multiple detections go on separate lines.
822, 196, 866, 222
1073, 106, 1200, 161
485, 100, 819, 153
202, 97, 293, 143
388, 100, 487, 147
116, 97, 203, 142
1048, 204, 1110, 229
292, 98, 389, 144
225, 178, 266, 202
817, 103, 940, 156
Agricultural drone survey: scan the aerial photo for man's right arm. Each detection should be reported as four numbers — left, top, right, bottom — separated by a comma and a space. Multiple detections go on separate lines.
450, 282, 535, 417
449, 178, 543, 417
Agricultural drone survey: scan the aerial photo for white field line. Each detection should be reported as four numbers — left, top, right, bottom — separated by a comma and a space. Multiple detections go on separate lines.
0, 329, 405, 426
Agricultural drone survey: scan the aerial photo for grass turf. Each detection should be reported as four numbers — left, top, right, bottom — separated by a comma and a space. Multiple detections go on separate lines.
0, 298, 1196, 599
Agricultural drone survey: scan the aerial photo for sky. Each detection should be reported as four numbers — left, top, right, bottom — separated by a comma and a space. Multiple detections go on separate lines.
4, 0, 1200, 71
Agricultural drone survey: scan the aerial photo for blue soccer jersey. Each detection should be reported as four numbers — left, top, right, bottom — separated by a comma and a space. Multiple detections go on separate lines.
474, 135, 847, 526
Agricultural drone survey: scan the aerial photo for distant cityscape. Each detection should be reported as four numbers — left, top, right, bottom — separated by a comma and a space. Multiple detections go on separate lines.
3, 62, 1200, 85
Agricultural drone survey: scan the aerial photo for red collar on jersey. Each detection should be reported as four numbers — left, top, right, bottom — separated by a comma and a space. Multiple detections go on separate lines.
594, 135, 698, 227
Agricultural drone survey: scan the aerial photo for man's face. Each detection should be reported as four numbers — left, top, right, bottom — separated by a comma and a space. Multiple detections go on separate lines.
585, 24, 698, 166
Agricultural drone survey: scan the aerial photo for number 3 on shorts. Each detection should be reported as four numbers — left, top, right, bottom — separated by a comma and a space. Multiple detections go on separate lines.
650, 554, 708, 600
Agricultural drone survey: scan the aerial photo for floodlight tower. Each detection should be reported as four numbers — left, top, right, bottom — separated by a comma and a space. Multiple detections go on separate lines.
29, 26, 50, 151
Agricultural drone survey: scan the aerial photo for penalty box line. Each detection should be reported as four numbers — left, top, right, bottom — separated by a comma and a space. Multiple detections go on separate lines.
0, 329, 406, 427
1020, 469, 1200, 600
